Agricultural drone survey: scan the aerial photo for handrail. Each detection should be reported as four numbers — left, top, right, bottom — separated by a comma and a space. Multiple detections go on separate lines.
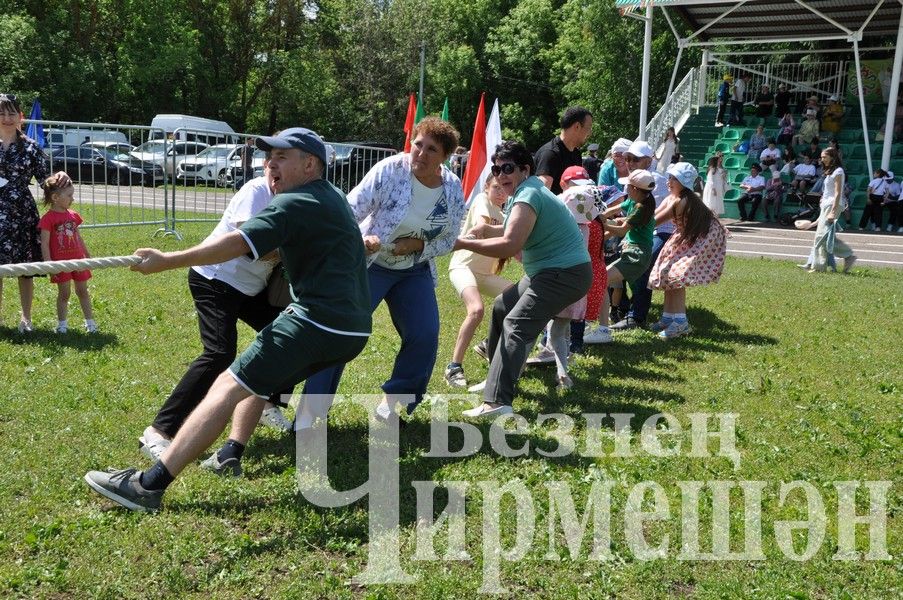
644, 67, 697, 153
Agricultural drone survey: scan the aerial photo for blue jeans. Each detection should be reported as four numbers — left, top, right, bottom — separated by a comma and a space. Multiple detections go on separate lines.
301, 262, 439, 413
627, 231, 671, 323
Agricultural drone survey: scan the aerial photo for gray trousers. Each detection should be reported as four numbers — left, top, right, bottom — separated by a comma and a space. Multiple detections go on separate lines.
484, 262, 592, 406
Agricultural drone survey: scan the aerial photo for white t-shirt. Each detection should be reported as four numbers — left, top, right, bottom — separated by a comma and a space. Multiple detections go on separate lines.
868, 177, 887, 195
732, 78, 746, 102
821, 167, 844, 209
742, 174, 765, 193
374, 176, 445, 270
192, 176, 276, 295
448, 191, 504, 274
794, 164, 817, 179
888, 180, 901, 201
759, 147, 781, 163
649, 170, 676, 234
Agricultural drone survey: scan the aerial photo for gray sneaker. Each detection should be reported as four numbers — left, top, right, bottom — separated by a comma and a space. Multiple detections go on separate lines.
610, 316, 642, 330
83, 467, 162, 512
200, 452, 243, 477
472, 339, 489, 361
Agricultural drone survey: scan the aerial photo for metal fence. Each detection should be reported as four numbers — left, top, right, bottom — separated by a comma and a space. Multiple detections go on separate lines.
23, 119, 399, 237
644, 68, 697, 154
700, 60, 847, 107
25, 120, 172, 234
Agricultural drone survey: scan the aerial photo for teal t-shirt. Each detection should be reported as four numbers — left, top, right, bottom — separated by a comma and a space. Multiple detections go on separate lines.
504, 176, 590, 277
239, 179, 372, 335
597, 159, 624, 191
621, 197, 655, 251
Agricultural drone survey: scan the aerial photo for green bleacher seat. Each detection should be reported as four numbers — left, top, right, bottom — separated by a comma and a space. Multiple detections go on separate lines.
845, 160, 867, 176
722, 128, 743, 141
723, 155, 744, 170
838, 129, 864, 143
724, 189, 742, 202
894, 144, 903, 157
713, 141, 732, 154
847, 174, 868, 191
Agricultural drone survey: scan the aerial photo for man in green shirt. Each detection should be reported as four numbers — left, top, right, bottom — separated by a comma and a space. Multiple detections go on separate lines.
84, 128, 372, 512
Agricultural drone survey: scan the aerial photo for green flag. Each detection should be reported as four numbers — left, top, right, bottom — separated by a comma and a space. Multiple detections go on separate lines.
440, 97, 449, 122
415, 95, 425, 123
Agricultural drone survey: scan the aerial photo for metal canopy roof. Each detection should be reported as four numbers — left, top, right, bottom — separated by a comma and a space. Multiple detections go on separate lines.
615, 0, 902, 45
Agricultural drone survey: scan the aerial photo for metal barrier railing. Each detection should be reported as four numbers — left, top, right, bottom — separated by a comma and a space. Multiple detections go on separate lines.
24, 120, 170, 235
699, 61, 847, 107
644, 68, 697, 153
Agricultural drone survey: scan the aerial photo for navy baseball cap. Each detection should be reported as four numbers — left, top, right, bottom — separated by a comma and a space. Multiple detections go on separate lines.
256, 127, 327, 165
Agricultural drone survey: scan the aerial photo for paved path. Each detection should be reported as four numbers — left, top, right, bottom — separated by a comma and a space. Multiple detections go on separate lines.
724, 221, 903, 269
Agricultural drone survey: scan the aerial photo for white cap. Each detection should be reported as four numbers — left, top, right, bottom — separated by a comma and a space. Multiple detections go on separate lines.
610, 138, 632, 154
886, 171, 895, 180
625, 140, 654, 158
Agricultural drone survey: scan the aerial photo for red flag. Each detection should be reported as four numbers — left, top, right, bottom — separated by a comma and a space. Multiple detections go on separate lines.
462, 92, 486, 199
403, 93, 417, 152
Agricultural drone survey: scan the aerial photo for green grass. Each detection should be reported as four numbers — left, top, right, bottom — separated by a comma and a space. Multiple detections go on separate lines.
0, 222, 901, 598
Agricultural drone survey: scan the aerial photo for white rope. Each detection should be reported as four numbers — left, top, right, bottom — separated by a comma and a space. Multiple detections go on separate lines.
0, 255, 143, 278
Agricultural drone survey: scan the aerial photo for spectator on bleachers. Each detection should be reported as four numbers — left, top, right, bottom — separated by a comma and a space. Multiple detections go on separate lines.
802, 140, 822, 162
737, 163, 766, 221
884, 172, 902, 232
802, 96, 821, 120
745, 125, 767, 159
715, 74, 732, 127
729, 73, 750, 125
827, 138, 843, 162
702, 155, 728, 216
790, 155, 818, 196
763, 166, 784, 222
775, 84, 792, 117
656, 127, 679, 173
793, 111, 820, 146
777, 112, 795, 146
860, 168, 889, 231
759, 139, 781, 168
821, 96, 844, 136
755, 84, 774, 118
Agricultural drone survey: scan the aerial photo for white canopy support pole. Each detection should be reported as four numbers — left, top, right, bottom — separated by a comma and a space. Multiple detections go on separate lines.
851, 36, 874, 176
880, 11, 903, 169
698, 49, 710, 106
638, 3, 653, 140
668, 45, 684, 100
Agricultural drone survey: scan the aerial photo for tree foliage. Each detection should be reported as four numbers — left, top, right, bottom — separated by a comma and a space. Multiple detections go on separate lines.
2, 0, 695, 150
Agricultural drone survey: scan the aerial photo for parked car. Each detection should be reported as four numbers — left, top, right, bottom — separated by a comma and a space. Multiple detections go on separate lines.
81, 141, 136, 156
148, 114, 238, 146
221, 148, 266, 188
50, 146, 163, 186
47, 127, 129, 156
130, 140, 209, 177
176, 143, 240, 185
329, 142, 397, 191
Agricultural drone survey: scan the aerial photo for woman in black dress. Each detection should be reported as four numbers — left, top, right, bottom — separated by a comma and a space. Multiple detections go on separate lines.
0, 93, 52, 332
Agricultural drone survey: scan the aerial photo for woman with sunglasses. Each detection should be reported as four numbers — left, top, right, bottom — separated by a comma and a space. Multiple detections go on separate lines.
455, 141, 591, 418
300, 117, 466, 423
0, 93, 62, 332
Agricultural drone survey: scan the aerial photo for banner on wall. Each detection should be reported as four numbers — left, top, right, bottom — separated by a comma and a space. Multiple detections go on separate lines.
845, 58, 895, 104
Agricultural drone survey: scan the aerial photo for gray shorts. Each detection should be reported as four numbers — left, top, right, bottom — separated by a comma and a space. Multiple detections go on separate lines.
609, 243, 652, 282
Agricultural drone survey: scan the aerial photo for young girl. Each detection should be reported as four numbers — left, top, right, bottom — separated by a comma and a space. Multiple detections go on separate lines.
0, 93, 56, 332
445, 174, 511, 387
38, 173, 97, 333
702, 154, 728, 216
656, 127, 679, 173
597, 169, 658, 341
777, 112, 795, 147
648, 163, 728, 339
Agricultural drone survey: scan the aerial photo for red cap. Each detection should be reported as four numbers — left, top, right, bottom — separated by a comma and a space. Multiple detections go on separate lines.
561, 165, 594, 187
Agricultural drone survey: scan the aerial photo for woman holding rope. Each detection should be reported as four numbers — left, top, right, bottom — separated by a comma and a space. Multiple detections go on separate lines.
0, 93, 63, 332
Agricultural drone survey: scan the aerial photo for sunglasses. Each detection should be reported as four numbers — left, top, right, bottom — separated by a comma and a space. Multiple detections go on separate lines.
491, 163, 519, 176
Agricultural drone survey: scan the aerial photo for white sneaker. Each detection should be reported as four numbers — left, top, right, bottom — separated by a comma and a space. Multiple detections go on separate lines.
583, 326, 612, 344
138, 430, 171, 461
85, 321, 98, 333
461, 403, 513, 419
526, 346, 556, 365
444, 364, 467, 388
17, 319, 33, 334
898, 227, 903, 233
658, 321, 692, 339
259, 406, 292, 432
887, 225, 894, 232
468, 380, 486, 393
55, 325, 68, 334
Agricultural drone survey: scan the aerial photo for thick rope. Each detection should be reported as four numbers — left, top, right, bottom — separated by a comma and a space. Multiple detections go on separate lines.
0, 255, 143, 278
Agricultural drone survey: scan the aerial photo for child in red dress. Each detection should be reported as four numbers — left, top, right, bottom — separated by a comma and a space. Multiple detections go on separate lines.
38, 173, 97, 333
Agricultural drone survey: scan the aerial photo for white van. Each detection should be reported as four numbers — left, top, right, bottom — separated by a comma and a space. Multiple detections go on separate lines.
46, 127, 128, 153
149, 114, 238, 146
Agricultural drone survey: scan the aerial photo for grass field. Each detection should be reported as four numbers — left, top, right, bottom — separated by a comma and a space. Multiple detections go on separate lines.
0, 217, 900, 598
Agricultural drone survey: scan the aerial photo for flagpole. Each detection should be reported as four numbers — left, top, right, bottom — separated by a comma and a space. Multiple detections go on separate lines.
418, 41, 426, 111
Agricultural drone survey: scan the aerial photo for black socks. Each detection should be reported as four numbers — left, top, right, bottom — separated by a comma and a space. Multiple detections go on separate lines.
217, 439, 246, 463
140, 461, 174, 491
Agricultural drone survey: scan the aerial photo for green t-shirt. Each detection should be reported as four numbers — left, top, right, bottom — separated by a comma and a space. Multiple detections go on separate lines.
621, 198, 655, 251
504, 176, 590, 277
239, 179, 372, 335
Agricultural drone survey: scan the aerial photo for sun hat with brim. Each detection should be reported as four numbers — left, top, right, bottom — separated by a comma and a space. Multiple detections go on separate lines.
666, 162, 698, 190
256, 127, 328, 165
618, 169, 656, 191
610, 138, 633, 154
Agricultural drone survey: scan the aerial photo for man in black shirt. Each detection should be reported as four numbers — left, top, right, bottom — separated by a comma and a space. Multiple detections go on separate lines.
534, 106, 593, 194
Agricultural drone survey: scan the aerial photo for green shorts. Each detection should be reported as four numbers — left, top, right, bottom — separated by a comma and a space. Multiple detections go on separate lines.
228, 307, 368, 398
609, 243, 652, 283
